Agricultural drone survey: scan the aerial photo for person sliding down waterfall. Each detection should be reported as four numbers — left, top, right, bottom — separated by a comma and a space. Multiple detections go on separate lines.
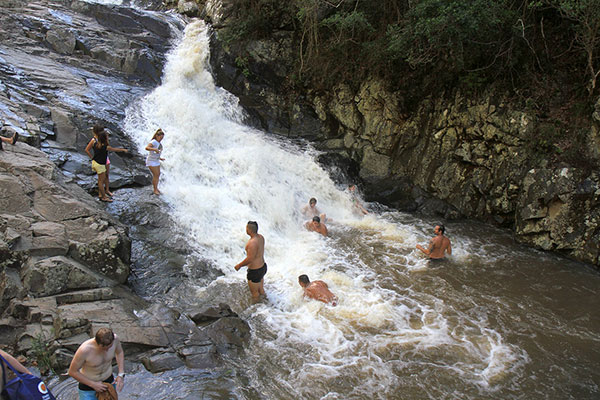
234, 221, 267, 303
298, 274, 338, 306
305, 215, 328, 236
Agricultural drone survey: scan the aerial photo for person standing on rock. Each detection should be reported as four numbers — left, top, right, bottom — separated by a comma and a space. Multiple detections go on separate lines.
85, 127, 127, 202
68, 327, 125, 400
416, 224, 452, 260
234, 221, 267, 303
145, 128, 165, 195
86, 125, 113, 197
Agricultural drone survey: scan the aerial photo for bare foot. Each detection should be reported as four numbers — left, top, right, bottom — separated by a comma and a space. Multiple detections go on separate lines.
100, 197, 113, 202
105, 190, 114, 197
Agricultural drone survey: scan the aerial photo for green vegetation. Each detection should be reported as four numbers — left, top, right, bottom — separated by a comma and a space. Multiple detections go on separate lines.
221, 1, 599, 94
30, 332, 55, 375
219, 0, 599, 166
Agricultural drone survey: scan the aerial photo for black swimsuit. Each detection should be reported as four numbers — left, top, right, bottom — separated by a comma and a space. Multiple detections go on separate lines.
92, 140, 108, 165
247, 263, 267, 283
78, 374, 114, 391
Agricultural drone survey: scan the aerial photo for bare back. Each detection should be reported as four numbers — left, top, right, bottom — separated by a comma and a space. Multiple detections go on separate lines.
246, 233, 265, 270
305, 281, 337, 305
429, 235, 452, 259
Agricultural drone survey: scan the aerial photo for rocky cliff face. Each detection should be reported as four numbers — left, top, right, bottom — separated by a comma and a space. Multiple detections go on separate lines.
0, 0, 249, 378
202, 2, 600, 268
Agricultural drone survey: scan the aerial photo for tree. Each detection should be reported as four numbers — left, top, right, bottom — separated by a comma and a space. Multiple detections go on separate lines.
537, 0, 600, 95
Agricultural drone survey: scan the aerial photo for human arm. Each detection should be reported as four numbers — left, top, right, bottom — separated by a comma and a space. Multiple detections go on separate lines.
355, 200, 368, 215
67, 347, 107, 392
234, 241, 257, 271
446, 239, 452, 256
0, 349, 32, 375
107, 146, 127, 153
85, 138, 95, 160
114, 338, 125, 392
416, 238, 435, 256
145, 141, 160, 153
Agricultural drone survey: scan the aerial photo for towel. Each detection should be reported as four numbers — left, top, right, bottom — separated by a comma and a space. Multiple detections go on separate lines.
96, 382, 118, 400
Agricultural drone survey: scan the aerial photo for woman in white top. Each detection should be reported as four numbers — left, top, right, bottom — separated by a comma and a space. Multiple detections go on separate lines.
145, 128, 165, 195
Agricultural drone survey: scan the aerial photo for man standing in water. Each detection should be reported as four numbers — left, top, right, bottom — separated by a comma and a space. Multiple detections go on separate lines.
416, 224, 452, 260
68, 327, 125, 400
298, 275, 338, 306
235, 221, 267, 302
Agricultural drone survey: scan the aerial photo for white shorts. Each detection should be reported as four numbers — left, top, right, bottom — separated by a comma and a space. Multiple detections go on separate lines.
146, 161, 160, 167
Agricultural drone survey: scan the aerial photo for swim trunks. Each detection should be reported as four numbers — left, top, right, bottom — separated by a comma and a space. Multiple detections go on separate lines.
247, 263, 267, 283
78, 375, 115, 400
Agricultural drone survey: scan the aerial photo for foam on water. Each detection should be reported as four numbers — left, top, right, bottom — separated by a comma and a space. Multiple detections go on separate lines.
123, 20, 524, 397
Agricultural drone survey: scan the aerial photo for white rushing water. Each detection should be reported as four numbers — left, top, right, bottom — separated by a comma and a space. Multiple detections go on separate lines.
123, 21, 526, 398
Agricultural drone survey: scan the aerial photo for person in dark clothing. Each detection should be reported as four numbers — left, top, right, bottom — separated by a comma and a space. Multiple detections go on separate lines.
84, 126, 127, 202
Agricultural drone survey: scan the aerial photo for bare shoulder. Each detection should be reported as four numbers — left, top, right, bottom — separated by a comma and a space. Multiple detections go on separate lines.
77, 338, 95, 354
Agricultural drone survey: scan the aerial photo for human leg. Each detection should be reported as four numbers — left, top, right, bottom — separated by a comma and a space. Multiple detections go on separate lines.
97, 172, 106, 199
104, 163, 113, 196
247, 280, 261, 303
98, 173, 112, 202
148, 165, 161, 194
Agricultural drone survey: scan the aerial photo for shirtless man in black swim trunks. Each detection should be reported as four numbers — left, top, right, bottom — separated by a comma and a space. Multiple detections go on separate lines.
234, 221, 266, 303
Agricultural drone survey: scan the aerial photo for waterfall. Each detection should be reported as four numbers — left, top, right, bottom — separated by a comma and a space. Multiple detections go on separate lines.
123, 20, 526, 398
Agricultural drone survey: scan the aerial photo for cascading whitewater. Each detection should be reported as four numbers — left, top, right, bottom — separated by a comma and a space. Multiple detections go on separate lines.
123, 20, 528, 399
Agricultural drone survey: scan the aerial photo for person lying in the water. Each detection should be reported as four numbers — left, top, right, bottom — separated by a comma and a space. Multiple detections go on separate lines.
298, 274, 337, 306
305, 216, 327, 236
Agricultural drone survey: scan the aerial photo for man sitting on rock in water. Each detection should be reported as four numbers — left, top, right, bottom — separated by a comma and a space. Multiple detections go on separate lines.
305, 215, 328, 236
68, 327, 125, 400
298, 274, 338, 306
234, 220, 267, 303
416, 224, 452, 260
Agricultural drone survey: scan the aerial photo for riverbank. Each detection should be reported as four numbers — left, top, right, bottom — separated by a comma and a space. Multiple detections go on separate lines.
0, 0, 249, 386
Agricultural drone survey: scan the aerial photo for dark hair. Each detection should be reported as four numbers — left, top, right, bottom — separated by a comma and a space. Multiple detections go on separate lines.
95, 327, 114, 346
152, 128, 164, 141
437, 224, 445, 234
92, 125, 105, 136
312, 216, 320, 223
96, 130, 108, 147
298, 275, 310, 285
309, 198, 317, 205
247, 221, 258, 233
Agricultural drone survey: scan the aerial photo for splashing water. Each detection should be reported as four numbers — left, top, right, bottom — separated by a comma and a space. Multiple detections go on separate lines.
123, 20, 600, 399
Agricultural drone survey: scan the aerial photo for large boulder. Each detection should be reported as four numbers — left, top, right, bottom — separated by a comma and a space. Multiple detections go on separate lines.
515, 168, 600, 264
